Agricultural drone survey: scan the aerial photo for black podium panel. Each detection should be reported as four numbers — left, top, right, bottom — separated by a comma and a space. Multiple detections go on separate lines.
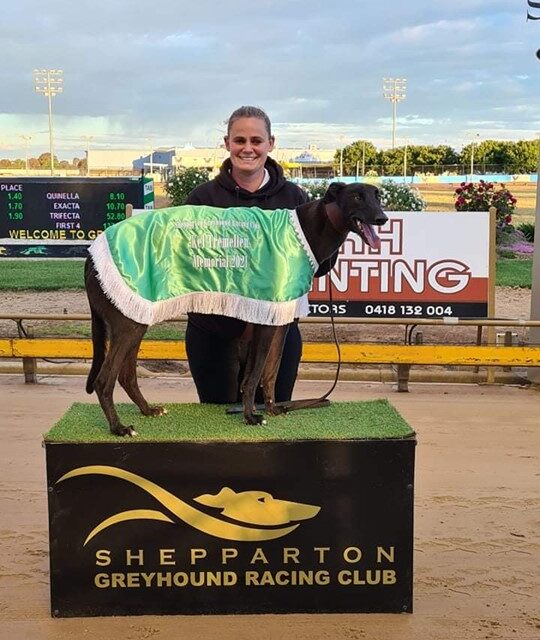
46, 438, 415, 616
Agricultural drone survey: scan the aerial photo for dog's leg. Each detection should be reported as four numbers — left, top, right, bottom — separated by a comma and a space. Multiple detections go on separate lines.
85, 257, 157, 435
260, 325, 289, 416
86, 305, 106, 395
85, 259, 108, 395
240, 325, 276, 425
118, 339, 167, 418
93, 325, 145, 437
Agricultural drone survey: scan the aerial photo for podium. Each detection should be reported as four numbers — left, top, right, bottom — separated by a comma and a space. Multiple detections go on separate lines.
45, 400, 415, 617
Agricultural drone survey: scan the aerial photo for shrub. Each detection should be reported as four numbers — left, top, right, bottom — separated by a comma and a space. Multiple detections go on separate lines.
496, 226, 534, 258
497, 249, 516, 259
379, 181, 426, 211
302, 180, 331, 201
454, 180, 517, 230
302, 180, 427, 211
165, 167, 210, 206
517, 222, 535, 243
508, 242, 535, 256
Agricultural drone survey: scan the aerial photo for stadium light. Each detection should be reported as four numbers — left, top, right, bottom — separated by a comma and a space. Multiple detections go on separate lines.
403, 139, 408, 181
470, 133, 480, 179
82, 135, 93, 176
21, 135, 32, 174
146, 137, 155, 174
33, 69, 64, 175
362, 140, 366, 176
383, 78, 407, 149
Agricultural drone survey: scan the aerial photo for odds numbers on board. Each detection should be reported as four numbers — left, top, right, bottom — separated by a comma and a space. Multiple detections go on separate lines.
0, 178, 150, 242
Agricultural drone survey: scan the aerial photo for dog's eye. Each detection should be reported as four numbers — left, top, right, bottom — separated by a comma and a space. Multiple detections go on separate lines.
257, 496, 267, 503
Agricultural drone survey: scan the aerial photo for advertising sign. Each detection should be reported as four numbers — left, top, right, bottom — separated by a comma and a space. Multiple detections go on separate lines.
46, 438, 415, 617
308, 211, 490, 319
0, 177, 153, 258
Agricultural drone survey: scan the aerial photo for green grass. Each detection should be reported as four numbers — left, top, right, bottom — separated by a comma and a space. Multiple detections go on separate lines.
1, 256, 534, 291
0, 259, 85, 290
38, 322, 184, 339
496, 258, 533, 288
44, 400, 414, 443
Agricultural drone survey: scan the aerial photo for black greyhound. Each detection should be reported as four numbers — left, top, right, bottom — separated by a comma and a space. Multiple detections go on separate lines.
85, 182, 388, 435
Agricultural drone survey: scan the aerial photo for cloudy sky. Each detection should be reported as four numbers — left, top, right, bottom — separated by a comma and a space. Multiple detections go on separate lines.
1, 0, 538, 159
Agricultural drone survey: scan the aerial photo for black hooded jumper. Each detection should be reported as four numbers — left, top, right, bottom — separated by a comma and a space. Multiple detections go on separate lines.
184, 157, 334, 404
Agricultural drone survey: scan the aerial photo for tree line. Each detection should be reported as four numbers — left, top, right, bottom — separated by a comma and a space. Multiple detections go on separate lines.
1, 139, 538, 176
335, 139, 539, 175
0, 153, 85, 170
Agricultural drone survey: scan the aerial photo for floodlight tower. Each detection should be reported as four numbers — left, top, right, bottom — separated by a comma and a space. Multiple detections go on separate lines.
470, 133, 480, 179
383, 77, 407, 149
339, 135, 345, 177
82, 135, 94, 176
146, 137, 155, 174
403, 138, 409, 181
21, 135, 32, 174
33, 69, 64, 175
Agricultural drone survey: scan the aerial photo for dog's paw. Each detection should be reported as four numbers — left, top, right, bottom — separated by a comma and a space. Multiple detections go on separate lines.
112, 425, 138, 437
245, 413, 267, 426
146, 405, 167, 417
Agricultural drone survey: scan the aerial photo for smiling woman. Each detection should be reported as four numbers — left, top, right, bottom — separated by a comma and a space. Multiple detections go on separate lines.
225, 107, 275, 191
186, 106, 289, 206
184, 105, 331, 407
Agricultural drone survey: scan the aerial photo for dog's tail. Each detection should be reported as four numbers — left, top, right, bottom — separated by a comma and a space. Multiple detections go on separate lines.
86, 305, 106, 394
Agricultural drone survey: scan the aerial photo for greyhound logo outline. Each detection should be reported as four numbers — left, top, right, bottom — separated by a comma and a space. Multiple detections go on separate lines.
56, 465, 320, 545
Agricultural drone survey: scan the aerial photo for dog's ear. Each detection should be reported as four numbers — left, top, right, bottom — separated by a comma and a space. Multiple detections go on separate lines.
194, 487, 235, 507
321, 182, 346, 203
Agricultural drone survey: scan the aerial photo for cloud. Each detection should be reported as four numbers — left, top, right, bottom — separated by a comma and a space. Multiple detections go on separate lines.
0, 0, 538, 158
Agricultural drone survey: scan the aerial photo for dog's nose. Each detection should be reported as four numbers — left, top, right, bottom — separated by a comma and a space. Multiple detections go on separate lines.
375, 213, 388, 225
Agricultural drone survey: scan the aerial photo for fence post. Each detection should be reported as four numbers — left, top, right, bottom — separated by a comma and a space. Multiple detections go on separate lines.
396, 331, 423, 392
528, 137, 540, 384
396, 365, 410, 392
22, 325, 37, 384
486, 207, 497, 383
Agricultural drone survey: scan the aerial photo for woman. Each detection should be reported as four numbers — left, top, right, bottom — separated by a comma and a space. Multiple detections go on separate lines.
185, 105, 332, 404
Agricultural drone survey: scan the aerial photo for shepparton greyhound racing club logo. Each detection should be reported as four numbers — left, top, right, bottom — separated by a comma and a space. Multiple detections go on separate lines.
56, 466, 320, 545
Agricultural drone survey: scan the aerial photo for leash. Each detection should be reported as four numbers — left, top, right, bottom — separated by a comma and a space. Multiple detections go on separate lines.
318, 277, 343, 398
273, 271, 342, 412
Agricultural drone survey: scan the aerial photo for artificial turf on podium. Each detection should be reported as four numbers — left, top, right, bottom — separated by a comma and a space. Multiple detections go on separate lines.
44, 400, 414, 443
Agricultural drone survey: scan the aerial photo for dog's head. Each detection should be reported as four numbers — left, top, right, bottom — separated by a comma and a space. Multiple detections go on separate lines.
194, 487, 320, 526
321, 182, 388, 249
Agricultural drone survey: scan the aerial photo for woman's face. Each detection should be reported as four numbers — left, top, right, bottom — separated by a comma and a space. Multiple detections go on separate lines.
225, 117, 275, 178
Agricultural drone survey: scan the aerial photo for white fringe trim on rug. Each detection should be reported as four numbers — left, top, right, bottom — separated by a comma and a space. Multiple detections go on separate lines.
88, 232, 311, 327
287, 208, 318, 273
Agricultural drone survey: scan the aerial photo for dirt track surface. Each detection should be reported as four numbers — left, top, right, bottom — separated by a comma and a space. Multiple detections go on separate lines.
0, 376, 538, 640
